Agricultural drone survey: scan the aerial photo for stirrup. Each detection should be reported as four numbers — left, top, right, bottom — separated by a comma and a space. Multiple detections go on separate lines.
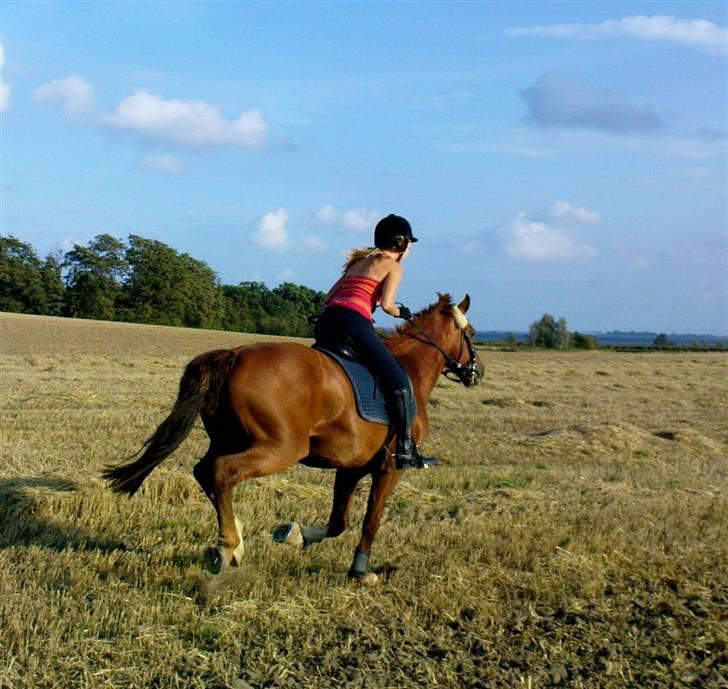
395, 445, 439, 470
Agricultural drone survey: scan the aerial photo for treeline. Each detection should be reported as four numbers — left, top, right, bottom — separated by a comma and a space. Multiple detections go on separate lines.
0, 234, 325, 337
500, 313, 599, 350
501, 314, 724, 351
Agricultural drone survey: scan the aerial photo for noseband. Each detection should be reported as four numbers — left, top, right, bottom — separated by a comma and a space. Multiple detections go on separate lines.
402, 307, 480, 387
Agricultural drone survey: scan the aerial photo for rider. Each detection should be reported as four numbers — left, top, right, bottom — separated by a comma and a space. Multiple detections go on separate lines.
315, 213, 438, 470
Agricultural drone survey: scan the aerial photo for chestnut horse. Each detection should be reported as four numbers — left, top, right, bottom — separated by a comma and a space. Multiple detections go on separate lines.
103, 293, 483, 582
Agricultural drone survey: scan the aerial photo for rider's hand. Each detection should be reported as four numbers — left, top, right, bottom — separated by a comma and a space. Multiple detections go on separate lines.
397, 304, 412, 320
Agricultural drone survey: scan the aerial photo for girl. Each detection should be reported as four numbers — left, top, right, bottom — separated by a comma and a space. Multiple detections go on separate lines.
315, 214, 437, 470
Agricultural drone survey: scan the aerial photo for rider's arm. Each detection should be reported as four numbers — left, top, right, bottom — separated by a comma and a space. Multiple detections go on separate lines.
380, 261, 405, 317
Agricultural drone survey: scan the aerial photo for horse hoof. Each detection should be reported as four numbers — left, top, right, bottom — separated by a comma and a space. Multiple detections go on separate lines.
231, 542, 245, 567
204, 546, 229, 575
355, 571, 380, 586
301, 524, 328, 548
271, 522, 304, 546
232, 517, 244, 565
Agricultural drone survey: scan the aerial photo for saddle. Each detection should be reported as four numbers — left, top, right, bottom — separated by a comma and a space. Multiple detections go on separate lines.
312, 343, 416, 426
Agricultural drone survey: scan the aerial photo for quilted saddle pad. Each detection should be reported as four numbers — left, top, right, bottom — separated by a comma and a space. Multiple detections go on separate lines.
313, 345, 416, 426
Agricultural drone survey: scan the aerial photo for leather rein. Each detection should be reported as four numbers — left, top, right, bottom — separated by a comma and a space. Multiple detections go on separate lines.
402, 313, 480, 387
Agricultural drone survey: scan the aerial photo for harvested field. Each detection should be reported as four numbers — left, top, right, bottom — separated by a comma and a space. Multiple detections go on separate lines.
1, 311, 726, 688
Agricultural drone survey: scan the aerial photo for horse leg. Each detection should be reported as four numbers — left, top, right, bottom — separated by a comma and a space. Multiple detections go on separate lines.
193, 452, 215, 505
327, 467, 366, 538
349, 466, 402, 584
206, 443, 293, 574
271, 466, 366, 548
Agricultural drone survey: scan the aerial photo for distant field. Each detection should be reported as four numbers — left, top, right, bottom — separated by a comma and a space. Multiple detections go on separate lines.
1, 312, 726, 688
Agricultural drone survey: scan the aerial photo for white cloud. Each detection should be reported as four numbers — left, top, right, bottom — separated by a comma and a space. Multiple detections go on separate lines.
251, 211, 327, 252
33, 74, 95, 116
277, 268, 296, 282
0, 44, 10, 112
103, 90, 267, 150
137, 154, 185, 176
551, 200, 600, 224
314, 205, 380, 232
301, 235, 326, 252
252, 209, 289, 250
505, 212, 596, 261
506, 15, 728, 53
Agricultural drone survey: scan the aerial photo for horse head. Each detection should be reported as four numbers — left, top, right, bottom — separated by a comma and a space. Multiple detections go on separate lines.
400, 293, 484, 387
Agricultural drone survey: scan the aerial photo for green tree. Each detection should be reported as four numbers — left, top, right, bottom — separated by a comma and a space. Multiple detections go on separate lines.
220, 281, 325, 336
272, 282, 325, 336
63, 234, 127, 320
572, 332, 598, 350
654, 333, 673, 348
121, 235, 223, 328
40, 251, 65, 316
529, 313, 570, 349
0, 236, 47, 313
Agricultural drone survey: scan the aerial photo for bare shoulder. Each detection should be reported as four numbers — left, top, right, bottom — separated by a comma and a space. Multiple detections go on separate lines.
378, 254, 402, 276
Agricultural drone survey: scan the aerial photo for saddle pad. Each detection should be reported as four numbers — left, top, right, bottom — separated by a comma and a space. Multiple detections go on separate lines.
313, 346, 416, 426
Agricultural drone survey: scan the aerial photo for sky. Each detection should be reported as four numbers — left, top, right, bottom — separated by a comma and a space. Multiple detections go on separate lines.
1, 1, 726, 334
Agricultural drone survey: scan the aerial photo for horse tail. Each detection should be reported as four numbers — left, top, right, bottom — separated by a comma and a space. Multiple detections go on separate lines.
102, 349, 239, 496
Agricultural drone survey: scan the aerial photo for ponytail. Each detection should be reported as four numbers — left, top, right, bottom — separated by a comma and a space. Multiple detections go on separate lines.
342, 247, 382, 273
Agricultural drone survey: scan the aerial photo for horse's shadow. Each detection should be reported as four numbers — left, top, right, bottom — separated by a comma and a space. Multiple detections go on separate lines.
0, 476, 127, 553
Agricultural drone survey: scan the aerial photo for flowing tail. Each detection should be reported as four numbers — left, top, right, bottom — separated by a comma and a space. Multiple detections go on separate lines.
102, 349, 239, 496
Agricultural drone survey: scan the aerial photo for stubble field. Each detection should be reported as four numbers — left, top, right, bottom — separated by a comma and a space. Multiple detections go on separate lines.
0, 311, 726, 689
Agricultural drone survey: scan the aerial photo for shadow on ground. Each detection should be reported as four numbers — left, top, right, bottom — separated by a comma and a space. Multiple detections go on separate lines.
0, 475, 128, 553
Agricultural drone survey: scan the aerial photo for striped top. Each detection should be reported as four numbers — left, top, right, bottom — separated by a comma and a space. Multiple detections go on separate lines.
328, 275, 383, 320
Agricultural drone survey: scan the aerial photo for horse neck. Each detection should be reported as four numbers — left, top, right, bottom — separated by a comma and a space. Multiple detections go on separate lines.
389, 316, 454, 400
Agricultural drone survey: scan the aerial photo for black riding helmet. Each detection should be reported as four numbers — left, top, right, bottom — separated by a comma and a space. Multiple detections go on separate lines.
374, 214, 418, 251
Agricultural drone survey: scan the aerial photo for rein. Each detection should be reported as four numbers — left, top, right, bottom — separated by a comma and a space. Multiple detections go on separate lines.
402, 311, 480, 387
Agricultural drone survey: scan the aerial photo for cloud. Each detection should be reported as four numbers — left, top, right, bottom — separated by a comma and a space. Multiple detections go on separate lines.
33, 74, 96, 116
504, 211, 596, 261
0, 44, 10, 112
251, 210, 327, 252
300, 235, 326, 252
103, 90, 267, 150
551, 200, 600, 224
506, 15, 728, 53
314, 205, 380, 232
520, 73, 662, 133
252, 209, 289, 250
137, 154, 185, 176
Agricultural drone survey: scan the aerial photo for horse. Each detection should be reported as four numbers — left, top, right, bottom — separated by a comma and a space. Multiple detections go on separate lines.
103, 293, 484, 583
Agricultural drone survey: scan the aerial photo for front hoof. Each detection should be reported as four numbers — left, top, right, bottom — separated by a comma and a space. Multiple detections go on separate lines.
271, 522, 304, 546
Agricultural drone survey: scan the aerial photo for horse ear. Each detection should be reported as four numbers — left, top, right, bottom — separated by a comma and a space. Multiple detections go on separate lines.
457, 294, 470, 314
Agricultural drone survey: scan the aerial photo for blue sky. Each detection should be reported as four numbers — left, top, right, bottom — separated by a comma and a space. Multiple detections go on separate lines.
1, 1, 726, 333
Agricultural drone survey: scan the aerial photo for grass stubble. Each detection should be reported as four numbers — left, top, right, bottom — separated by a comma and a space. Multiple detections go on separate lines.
0, 312, 726, 688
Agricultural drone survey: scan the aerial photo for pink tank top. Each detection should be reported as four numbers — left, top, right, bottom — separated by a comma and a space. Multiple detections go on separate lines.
328, 275, 383, 320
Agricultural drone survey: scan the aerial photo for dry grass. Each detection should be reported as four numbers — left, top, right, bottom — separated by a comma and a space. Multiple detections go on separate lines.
1, 312, 726, 689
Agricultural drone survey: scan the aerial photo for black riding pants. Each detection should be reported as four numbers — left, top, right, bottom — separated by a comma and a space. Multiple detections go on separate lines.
315, 306, 409, 395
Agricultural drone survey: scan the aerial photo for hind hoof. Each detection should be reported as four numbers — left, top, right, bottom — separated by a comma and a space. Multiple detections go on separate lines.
204, 546, 229, 575
271, 522, 304, 546
352, 571, 380, 586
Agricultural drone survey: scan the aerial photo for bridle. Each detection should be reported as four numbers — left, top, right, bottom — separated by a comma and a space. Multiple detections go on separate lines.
403, 308, 481, 387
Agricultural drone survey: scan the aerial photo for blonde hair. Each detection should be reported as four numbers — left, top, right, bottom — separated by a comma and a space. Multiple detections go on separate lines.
342, 247, 382, 273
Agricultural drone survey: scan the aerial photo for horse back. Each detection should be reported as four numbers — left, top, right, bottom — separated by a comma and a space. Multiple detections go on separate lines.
221, 342, 388, 466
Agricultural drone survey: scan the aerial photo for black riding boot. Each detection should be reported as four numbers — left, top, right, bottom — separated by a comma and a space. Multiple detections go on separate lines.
392, 388, 439, 470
